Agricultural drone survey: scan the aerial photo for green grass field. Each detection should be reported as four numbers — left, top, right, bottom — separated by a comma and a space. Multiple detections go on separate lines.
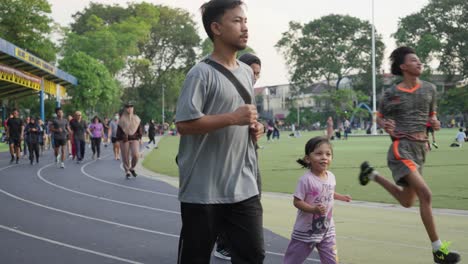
144, 128, 468, 210
143, 129, 468, 263
0, 143, 9, 152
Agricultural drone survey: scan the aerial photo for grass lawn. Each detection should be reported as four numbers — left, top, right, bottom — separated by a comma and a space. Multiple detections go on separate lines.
0, 143, 9, 153
143, 128, 468, 210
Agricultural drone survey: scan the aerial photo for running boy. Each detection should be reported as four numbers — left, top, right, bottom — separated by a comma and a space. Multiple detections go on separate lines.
284, 136, 351, 264
359, 47, 460, 263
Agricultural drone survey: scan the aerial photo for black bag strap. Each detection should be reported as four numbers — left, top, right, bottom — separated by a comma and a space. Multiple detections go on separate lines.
203, 58, 252, 104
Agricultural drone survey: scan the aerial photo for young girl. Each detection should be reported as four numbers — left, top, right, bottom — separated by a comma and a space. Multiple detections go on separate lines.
284, 136, 351, 264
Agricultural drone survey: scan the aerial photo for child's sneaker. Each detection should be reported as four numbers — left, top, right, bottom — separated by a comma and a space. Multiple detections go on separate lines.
432, 142, 439, 149
359, 161, 374, 186
433, 241, 461, 264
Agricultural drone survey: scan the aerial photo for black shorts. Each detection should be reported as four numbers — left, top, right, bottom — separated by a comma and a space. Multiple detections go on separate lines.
426, 126, 434, 134
9, 137, 21, 147
111, 137, 118, 144
54, 138, 67, 148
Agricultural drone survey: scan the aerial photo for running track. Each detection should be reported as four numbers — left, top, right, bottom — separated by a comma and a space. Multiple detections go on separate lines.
0, 145, 319, 263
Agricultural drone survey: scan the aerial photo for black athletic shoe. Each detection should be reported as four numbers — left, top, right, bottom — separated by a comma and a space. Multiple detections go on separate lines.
359, 161, 374, 186
433, 241, 461, 263
16, 157, 19, 164
214, 247, 231, 261
125, 173, 131, 179
130, 169, 137, 177
10, 156, 14, 164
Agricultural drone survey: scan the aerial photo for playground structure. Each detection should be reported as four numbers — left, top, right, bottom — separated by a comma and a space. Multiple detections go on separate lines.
0, 37, 77, 122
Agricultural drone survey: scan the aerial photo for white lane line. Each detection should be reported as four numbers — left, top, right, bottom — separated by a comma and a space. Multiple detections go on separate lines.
0, 224, 143, 264
336, 217, 468, 235
8, 163, 463, 260
0, 163, 318, 261
38, 162, 180, 215
0, 186, 311, 261
81, 160, 177, 198
265, 250, 319, 263
340, 235, 468, 254
0, 185, 180, 238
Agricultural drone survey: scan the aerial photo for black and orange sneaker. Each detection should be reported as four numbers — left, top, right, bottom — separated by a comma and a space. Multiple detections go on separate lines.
359, 161, 374, 186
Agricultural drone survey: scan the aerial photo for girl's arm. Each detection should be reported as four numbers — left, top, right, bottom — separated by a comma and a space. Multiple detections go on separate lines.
334, 192, 352, 202
293, 197, 326, 215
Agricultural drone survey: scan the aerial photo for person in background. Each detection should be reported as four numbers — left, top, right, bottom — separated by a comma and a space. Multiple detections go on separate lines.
25, 117, 41, 165
455, 128, 466, 147
117, 102, 143, 178
103, 117, 110, 148
50, 108, 69, 168
23, 116, 31, 158
6, 109, 24, 164
108, 112, 121, 160
89, 116, 104, 159
69, 111, 88, 163
147, 119, 157, 149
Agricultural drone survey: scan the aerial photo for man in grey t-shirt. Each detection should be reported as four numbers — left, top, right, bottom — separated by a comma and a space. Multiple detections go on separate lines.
50, 107, 69, 168
175, 1, 265, 263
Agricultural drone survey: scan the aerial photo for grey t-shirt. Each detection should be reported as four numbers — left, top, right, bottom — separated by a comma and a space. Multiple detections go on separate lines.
175, 59, 258, 204
52, 118, 68, 140
378, 81, 437, 138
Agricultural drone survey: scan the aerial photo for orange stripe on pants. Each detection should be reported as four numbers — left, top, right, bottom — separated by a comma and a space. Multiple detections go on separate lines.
393, 140, 417, 172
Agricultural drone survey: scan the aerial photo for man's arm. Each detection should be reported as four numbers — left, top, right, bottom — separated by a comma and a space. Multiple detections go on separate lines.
176, 104, 257, 135
20, 123, 25, 140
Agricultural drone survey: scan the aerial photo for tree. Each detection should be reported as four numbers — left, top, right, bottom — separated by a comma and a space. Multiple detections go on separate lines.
126, 5, 200, 122
63, 2, 160, 76
59, 52, 121, 115
439, 86, 468, 123
393, 0, 468, 80
0, 0, 57, 61
276, 15, 385, 92
200, 38, 256, 59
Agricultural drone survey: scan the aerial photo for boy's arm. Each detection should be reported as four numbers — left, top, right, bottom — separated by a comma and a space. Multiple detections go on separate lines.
334, 192, 352, 202
293, 197, 326, 215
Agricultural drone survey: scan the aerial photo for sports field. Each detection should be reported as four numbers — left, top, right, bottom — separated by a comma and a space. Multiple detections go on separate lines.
144, 128, 468, 210
0, 143, 8, 152
143, 128, 468, 263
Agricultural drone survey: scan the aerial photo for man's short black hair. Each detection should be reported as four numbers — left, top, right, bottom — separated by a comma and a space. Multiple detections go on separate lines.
55, 107, 62, 114
390, 46, 416, 76
238, 53, 261, 66
201, 0, 244, 41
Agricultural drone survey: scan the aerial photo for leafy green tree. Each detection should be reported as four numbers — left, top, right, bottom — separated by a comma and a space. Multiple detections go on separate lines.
64, 2, 160, 76
276, 15, 385, 92
393, 0, 468, 80
70, 3, 130, 34
200, 38, 256, 59
439, 86, 468, 123
59, 52, 121, 114
0, 0, 57, 61
127, 5, 200, 122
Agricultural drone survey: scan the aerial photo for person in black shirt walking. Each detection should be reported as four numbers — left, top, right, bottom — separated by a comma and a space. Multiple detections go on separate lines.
6, 109, 24, 164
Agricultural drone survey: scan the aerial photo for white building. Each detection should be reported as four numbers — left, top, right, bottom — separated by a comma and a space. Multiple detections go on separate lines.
255, 82, 333, 120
